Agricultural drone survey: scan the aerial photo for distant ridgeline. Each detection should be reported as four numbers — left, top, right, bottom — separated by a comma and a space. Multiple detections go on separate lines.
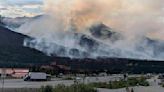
0, 22, 54, 68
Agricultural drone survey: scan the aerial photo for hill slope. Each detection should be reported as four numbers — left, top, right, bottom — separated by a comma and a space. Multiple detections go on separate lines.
1, 24, 164, 74
0, 25, 53, 67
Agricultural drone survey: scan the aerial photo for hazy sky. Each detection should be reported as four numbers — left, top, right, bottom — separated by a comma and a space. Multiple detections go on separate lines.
0, 0, 43, 17
1, 0, 164, 40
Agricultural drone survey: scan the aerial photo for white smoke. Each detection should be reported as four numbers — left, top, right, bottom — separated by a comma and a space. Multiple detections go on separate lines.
16, 0, 164, 60
2, 17, 32, 31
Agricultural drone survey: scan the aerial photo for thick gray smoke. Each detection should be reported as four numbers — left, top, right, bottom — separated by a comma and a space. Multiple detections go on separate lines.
16, 0, 164, 60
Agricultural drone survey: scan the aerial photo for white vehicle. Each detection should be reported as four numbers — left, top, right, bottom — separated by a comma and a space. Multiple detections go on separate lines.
24, 72, 51, 81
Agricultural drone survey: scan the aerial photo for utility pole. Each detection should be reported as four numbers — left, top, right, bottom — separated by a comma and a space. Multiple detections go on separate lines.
124, 73, 130, 92
1, 68, 6, 92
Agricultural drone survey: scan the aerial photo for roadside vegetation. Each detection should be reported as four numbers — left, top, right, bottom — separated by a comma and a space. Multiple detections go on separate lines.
1, 88, 38, 92
52, 84, 97, 92
162, 84, 164, 87
161, 82, 164, 87
40, 84, 97, 92
89, 77, 149, 89
62, 77, 74, 80
4, 84, 97, 92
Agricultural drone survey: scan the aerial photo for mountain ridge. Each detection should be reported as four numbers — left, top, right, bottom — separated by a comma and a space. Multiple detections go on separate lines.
0, 25, 53, 67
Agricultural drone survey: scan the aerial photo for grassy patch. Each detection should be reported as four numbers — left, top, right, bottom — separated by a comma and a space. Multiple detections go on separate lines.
40, 84, 97, 92
62, 77, 74, 80
2, 88, 39, 92
3, 84, 97, 92
89, 77, 149, 89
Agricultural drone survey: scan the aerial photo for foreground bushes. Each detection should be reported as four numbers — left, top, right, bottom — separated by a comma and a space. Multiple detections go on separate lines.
5, 84, 97, 92
40, 84, 97, 92
89, 77, 149, 89
41, 85, 53, 92
128, 77, 149, 86
2, 88, 38, 92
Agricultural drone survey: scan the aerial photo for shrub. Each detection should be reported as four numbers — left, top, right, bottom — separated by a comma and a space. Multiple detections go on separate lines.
41, 85, 53, 92
40, 84, 97, 92
63, 77, 74, 80
89, 77, 149, 89
127, 77, 149, 86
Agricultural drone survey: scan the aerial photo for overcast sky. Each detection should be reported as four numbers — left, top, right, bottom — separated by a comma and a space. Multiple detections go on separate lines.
0, 0, 43, 17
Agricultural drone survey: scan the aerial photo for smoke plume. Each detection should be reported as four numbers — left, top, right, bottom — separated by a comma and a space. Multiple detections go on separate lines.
17, 0, 164, 60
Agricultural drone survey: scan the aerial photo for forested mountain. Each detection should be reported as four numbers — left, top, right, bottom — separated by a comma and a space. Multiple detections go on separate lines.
0, 25, 53, 67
